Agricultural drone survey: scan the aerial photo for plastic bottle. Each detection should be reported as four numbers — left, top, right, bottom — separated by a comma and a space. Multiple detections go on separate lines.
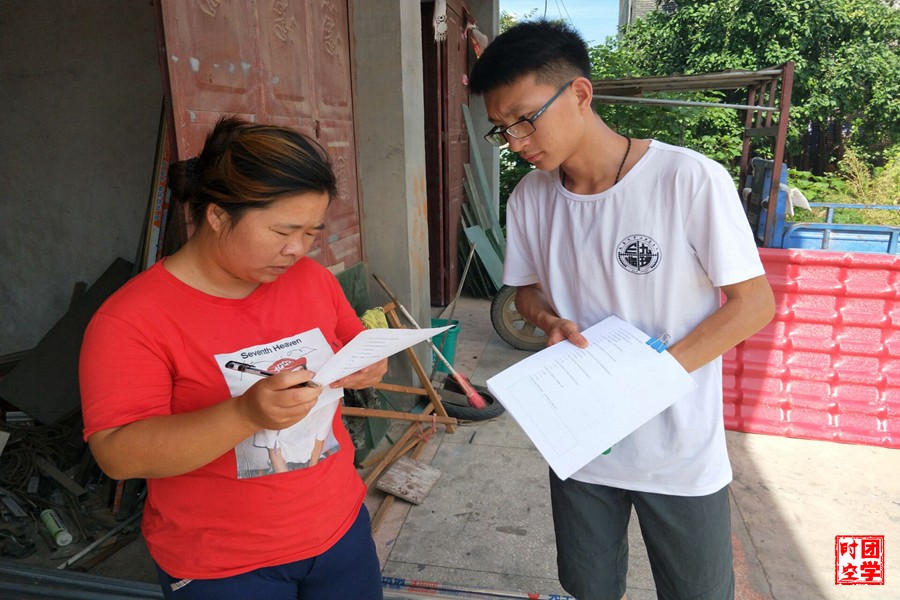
39, 509, 73, 547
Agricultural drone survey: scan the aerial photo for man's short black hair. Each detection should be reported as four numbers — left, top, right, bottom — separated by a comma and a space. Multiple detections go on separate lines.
469, 19, 591, 96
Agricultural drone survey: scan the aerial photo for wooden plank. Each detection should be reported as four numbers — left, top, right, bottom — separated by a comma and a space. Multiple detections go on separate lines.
0, 258, 134, 424
138, 101, 171, 273
461, 104, 494, 209
462, 165, 491, 231
363, 413, 425, 488
461, 104, 506, 249
342, 406, 457, 426
464, 226, 504, 292
463, 164, 505, 257
376, 456, 442, 505
370, 424, 429, 532
459, 238, 491, 298
381, 306, 455, 433
33, 456, 88, 499
746, 126, 779, 137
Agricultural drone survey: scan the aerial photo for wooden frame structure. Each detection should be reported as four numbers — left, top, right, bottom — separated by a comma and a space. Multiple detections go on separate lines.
350, 301, 458, 532
591, 62, 795, 247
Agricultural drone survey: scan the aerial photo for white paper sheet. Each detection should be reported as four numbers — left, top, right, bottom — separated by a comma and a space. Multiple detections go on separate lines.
486, 315, 697, 480
312, 325, 451, 386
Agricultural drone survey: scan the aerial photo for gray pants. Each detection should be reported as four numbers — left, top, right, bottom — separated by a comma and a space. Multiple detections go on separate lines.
549, 469, 734, 600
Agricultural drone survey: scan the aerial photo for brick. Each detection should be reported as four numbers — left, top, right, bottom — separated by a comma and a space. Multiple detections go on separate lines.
831, 384, 880, 407
792, 270, 843, 295
842, 269, 895, 298
788, 335, 836, 353
785, 350, 832, 369
788, 294, 839, 324
737, 376, 785, 396
838, 297, 888, 325
882, 333, 900, 356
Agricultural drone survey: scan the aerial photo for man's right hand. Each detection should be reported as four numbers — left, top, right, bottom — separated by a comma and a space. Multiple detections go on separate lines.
514, 284, 589, 349
546, 316, 588, 349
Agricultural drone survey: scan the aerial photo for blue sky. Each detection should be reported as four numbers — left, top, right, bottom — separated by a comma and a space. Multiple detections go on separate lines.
500, 0, 620, 45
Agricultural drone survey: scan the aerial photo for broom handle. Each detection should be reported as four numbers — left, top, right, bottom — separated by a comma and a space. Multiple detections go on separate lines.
372, 275, 461, 376
439, 243, 476, 323
431, 243, 477, 379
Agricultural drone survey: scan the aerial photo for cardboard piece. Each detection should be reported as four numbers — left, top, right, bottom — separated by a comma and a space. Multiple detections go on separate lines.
0, 258, 134, 424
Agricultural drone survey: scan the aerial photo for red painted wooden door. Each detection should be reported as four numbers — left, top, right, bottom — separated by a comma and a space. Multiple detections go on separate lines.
158, 0, 361, 269
423, 0, 470, 304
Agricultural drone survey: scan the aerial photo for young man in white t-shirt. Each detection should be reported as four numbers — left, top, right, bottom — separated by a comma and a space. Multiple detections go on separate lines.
469, 20, 775, 600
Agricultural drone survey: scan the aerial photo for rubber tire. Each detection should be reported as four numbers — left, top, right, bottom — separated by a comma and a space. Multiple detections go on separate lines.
490, 285, 549, 352
440, 379, 506, 421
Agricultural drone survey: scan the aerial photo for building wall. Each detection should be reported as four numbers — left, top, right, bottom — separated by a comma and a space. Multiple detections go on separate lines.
619, 0, 663, 27
0, 0, 498, 364
0, 1, 162, 355
351, 0, 432, 370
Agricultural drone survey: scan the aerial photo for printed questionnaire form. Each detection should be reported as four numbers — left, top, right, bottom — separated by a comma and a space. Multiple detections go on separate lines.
487, 316, 697, 479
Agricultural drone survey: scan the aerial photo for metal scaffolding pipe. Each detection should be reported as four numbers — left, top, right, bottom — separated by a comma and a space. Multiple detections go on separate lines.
0, 559, 163, 599
593, 94, 779, 112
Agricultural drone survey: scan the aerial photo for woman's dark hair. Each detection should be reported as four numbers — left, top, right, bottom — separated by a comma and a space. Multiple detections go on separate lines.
168, 117, 338, 227
469, 19, 591, 95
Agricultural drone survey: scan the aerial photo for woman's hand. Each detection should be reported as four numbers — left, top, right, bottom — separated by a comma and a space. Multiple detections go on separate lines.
330, 358, 388, 390
237, 369, 323, 430
89, 368, 323, 481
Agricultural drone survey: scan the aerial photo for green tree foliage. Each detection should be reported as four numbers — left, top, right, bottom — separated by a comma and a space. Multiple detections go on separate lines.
589, 22, 747, 167
497, 7, 540, 221
790, 144, 900, 224
500, 8, 536, 32
605, 0, 900, 170
496, 2, 899, 229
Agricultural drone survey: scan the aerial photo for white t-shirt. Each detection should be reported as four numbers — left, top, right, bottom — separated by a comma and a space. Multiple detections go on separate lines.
504, 140, 765, 496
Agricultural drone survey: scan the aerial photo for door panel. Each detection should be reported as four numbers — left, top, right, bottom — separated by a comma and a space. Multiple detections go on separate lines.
257, 1, 314, 119
161, 2, 261, 155
443, 2, 469, 302
309, 0, 354, 121
318, 121, 362, 268
158, 0, 361, 269
422, 0, 469, 304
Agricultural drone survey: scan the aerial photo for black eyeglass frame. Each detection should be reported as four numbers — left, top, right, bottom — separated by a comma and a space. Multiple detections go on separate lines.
483, 79, 576, 148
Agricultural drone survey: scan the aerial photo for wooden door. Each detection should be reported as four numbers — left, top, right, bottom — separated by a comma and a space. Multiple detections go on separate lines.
422, 0, 470, 305
157, 0, 361, 269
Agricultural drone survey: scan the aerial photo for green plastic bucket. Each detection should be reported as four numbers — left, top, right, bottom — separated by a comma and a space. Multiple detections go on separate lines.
431, 318, 460, 373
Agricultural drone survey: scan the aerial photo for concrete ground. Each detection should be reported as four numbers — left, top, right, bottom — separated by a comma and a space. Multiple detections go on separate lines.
367, 295, 900, 600
7, 295, 899, 599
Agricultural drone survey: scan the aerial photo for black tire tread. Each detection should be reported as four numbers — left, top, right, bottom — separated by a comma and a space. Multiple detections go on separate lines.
440, 380, 505, 421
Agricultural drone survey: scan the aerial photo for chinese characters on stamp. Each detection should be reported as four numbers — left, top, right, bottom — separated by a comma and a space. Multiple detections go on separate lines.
835, 535, 884, 585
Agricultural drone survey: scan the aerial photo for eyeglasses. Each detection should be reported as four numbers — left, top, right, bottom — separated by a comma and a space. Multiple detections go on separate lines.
483, 79, 575, 148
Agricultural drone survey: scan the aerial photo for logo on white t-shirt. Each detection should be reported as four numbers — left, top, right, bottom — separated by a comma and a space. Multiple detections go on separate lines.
616, 235, 661, 274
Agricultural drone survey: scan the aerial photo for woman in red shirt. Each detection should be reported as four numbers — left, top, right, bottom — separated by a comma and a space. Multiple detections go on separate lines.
80, 117, 386, 599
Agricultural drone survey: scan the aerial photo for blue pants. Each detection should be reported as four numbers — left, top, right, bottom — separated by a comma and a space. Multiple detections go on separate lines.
155, 505, 382, 600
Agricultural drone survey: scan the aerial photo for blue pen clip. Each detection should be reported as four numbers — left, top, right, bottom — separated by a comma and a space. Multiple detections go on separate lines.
645, 332, 671, 353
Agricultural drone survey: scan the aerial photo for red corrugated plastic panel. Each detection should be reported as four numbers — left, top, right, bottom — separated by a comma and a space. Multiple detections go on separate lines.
723, 248, 899, 448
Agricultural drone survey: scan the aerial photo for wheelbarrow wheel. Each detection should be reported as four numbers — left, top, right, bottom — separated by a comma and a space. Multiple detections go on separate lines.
490, 285, 549, 352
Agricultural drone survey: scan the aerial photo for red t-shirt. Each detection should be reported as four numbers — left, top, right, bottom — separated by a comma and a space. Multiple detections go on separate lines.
80, 258, 366, 579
